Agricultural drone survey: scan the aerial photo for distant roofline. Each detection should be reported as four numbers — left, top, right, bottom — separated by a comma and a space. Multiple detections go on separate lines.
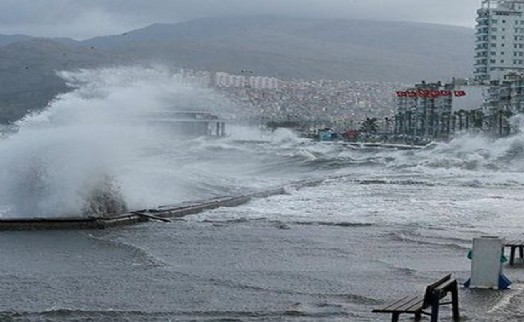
144, 110, 229, 122
147, 110, 219, 117
481, 0, 524, 10
146, 118, 228, 123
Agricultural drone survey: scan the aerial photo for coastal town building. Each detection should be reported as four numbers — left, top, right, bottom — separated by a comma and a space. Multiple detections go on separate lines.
473, 0, 524, 136
480, 71, 523, 135
214, 72, 279, 90
394, 81, 486, 140
474, 0, 524, 83
474, 0, 524, 116
394, 0, 524, 140
395, 81, 453, 139
172, 68, 398, 131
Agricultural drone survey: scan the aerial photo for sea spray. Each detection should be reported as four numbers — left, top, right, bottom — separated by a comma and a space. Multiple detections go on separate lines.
4, 66, 524, 219
81, 173, 127, 217
0, 66, 240, 218
380, 119, 524, 174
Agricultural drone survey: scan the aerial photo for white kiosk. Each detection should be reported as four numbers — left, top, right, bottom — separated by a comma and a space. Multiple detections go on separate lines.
466, 236, 511, 289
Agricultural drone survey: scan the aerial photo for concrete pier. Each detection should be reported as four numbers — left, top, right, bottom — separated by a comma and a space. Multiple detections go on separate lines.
0, 179, 325, 231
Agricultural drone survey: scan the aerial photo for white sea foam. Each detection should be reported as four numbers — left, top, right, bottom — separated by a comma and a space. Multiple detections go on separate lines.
3, 65, 524, 222
0, 66, 243, 218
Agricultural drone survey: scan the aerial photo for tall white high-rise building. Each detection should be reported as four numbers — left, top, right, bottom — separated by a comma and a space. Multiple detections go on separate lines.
475, 0, 524, 83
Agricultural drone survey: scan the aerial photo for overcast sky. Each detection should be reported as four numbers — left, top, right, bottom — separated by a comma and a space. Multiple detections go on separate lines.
0, 0, 480, 40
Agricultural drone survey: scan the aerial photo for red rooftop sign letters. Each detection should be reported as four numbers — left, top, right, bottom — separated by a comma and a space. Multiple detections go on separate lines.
395, 90, 467, 98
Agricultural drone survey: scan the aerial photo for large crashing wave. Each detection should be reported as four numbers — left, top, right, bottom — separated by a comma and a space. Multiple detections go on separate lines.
2, 65, 524, 219
390, 126, 524, 173
0, 66, 239, 218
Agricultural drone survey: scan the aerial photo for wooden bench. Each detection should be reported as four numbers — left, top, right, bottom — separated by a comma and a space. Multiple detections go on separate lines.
372, 274, 460, 322
504, 240, 524, 265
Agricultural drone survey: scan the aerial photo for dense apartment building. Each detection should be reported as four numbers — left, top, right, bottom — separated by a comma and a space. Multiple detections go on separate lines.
394, 81, 486, 139
474, 1, 524, 136
214, 72, 279, 90
475, 0, 524, 83
395, 81, 454, 139
394, 0, 524, 140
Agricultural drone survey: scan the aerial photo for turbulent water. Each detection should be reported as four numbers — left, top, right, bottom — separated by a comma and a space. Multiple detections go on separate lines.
2, 67, 524, 321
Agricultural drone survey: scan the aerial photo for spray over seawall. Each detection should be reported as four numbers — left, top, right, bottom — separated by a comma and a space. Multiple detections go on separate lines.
0, 66, 240, 219
389, 125, 524, 174
3, 65, 524, 219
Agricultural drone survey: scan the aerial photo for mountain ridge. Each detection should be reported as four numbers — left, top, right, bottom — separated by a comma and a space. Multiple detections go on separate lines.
78, 16, 474, 82
0, 15, 475, 123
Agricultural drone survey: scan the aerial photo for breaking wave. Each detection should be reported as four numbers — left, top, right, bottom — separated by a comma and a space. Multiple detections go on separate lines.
0, 66, 245, 218
1, 65, 524, 219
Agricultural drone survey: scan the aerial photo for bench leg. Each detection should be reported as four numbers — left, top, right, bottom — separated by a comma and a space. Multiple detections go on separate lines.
510, 246, 516, 265
415, 312, 422, 321
431, 304, 439, 322
392, 312, 400, 322
520, 246, 523, 259
451, 281, 460, 321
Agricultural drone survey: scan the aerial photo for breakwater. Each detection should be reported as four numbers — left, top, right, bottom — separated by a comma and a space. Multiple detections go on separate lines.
0, 179, 325, 231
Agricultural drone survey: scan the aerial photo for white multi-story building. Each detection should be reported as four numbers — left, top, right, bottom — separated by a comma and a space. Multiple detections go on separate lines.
394, 0, 524, 139
215, 72, 246, 88
248, 76, 279, 90
475, 0, 524, 83
214, 72, 279, 89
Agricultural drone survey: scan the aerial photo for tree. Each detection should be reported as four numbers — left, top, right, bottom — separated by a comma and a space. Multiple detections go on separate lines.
359, 117, 378, 133
454, 109, 466, 131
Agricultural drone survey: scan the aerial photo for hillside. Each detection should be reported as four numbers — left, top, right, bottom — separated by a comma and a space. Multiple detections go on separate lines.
0, 16, 475, 123
83, 16, 474, 82
0, 33, 33, 47
0, 39, 124, 123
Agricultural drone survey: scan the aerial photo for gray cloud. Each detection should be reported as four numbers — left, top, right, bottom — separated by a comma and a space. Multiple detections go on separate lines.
0, 0, 479, 39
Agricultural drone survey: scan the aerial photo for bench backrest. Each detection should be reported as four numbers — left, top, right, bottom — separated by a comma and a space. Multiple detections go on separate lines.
422, 274, 452, 308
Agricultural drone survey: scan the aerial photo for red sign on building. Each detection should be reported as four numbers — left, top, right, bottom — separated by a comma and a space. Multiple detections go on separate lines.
395, 90, 467, 98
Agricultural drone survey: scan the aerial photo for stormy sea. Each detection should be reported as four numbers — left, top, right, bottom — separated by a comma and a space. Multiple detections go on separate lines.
1, 67, 524, 321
